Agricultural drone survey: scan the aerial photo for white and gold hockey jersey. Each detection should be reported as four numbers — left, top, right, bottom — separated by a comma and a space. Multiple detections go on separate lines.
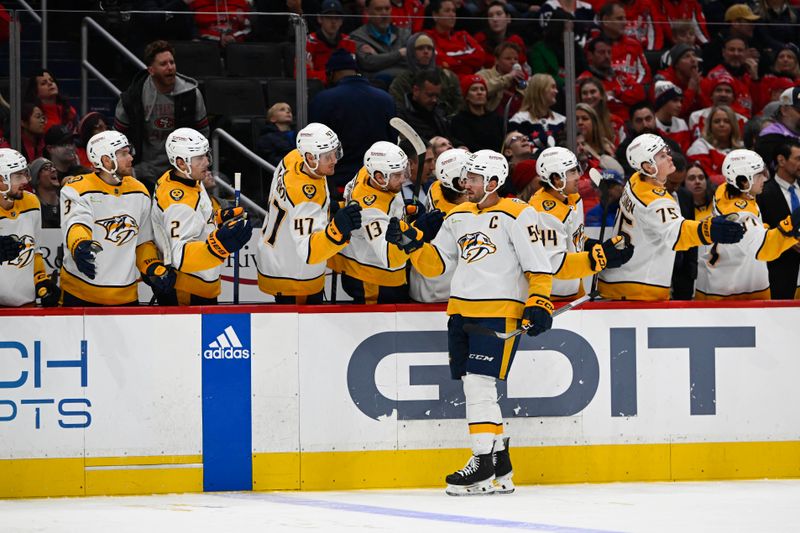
598, 172, 708, 301
256, 149, 348, 296
696, 184, 798, 300
61, 172, 158, 305
410, 181, 462, 303
529, 189, 591, 300
329, 167, 409, 287
0, 192, 46, 306
152, 170, 222, 299
409, 198, 552, 319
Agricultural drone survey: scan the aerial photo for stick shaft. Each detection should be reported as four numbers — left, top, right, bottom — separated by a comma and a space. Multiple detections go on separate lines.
233, 172, 241, 305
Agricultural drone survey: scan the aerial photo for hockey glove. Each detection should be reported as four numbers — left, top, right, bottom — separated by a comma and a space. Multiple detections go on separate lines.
386, 217, 424, 253
328, 202, 362, 243
214, 206, 245, 225
72, 240, 103, 279
699, 216, 745, 244
0, 235, 24, 263
207, 217, 253, 259
144, 262, 177, 294
589, 236, 634, 271
778, 208, 800, 238
35, 274, 60, 307
413, 209, 444, 242
522, 296, 554, 337
404, 198, 427, 222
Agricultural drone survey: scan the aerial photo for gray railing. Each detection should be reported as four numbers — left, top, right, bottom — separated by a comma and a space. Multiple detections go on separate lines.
8, 11, 21, 151
211, 128, 272, 218
15, 0, 46, 68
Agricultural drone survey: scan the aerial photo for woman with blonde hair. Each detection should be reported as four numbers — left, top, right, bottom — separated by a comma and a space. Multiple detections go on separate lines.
576, 103, 616, 157
686, 104, 742, 185
575, 103, 623, 215
508, 73, 565, 150
577, 77, 625, 144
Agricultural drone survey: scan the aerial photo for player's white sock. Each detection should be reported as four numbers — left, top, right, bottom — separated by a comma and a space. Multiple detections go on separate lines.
463, 373, 502, 456
493, 434, 506, 452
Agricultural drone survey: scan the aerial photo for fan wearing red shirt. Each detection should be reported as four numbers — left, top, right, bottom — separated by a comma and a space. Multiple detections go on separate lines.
425, 0, 485, 76
307, 0, 357, 84
653, 80, 691, 153
578, 36, 645, 121
619, 0, 663, 51
699, 36, 759, 118
653, 44, 702, 120
656, 0, 709, 45
391, 0, 425, 33
594, 2, 652, 85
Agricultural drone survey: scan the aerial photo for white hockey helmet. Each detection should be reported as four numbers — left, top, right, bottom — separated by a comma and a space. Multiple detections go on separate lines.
536, 147, 580, 192
87, 130, 131, 174
722, 149, 765, 193
166, 128, 210, 178
0, 148, 29, 189
296, 122, 342, 173
464, 149, 508, 193
364, 141, 409, 190
626, 133, 668, 177
435, 148, 470, 192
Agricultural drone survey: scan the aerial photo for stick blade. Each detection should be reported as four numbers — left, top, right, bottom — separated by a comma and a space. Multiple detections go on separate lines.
462, 323, 504, 338
390, 117, 426, 155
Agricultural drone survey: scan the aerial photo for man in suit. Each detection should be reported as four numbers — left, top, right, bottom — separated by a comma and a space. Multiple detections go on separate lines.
757, 139, 800, 299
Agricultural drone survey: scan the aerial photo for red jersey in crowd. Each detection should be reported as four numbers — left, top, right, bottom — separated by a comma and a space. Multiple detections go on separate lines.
655, 67, 701, 119
686, 137, 732, 183
655, 0, 709, 45
621, 0, 663, 51
307, 31, 357, 84
609, 34, 652, 85
656, 115, 691, 153
700, 65, 756, 118
425, 28, 486, 76
391, 0, 424, 33
688, 107, 747, 141
190, 0, 251, 43
474, 33, 527, 68
577, 69, 645, 121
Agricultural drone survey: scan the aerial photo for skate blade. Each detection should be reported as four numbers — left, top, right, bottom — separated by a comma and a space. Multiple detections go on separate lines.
445, 478, 496, 496
493, 474, 515, 494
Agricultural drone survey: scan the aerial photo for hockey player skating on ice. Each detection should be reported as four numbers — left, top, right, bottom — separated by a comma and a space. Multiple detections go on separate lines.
0, 149, 59, 307
256, 122, 361, 304
152, 128, 253, 305
386, 149, 554, 495
598, 133, 746, 300
60, 131, 175, 306
695, 149, 800, 299
529, 147, 633, 300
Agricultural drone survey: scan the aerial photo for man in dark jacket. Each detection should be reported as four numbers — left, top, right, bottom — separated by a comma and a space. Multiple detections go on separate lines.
396, 69, 452, 144
309, 49, 397, 196
114, 40, 209, 190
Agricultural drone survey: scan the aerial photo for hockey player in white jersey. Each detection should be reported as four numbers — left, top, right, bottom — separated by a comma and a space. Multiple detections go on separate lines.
0, 149, 58, 307
60, 131, 174, 306
387, 149, 553, 496
410, 148, 470, 303
696, 149, 800, 299
598, 133, 745, 300
152, 128, 252, 305
256, 122, 361, 304
530, 147, 633, 300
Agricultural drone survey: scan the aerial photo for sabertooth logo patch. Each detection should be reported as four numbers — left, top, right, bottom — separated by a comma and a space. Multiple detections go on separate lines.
458, 232, 497, 263
652, 187, 666, 197
303, 184, 316, 199
734, 200, 748, 209
5, 234, 34, 268
170, 189, 184, 201
97, 214, 140, 246
542, 200, 556, 211
363, 195, 377, 206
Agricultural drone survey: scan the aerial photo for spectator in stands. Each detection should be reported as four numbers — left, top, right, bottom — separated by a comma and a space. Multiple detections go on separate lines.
685, 161, 714, 220
75, 112, 108, 169
703, 5, 761, 75
475, 1, 527, 68
756, 139, 800, 299
756, 45, 800, 112
660, 0, 709, 45
510, 159, 540, 201
701, 36, 758, 117
529, 8, 575, 90
687, 105, 743, 184
755, 87, 800, 170
595, 3, 651, 86
576, 103, 616, 159
771, 44, 800, 82
397, 69, 453, 143
307, 0, 357, 85
28, 158, 60, 228
689, 74, 747, 140
309, 49, 397, 193
255, 102, 297, 167
115, 40, 209, 189
24, 69, 78, 133
351, 0, 411, 81
424, 0, 485, 76
477, 41, 527, 117
389, 33, 462, 117
391, 0, 425, 34
584, 168, 624, 229
502, 130, 535, 166
619, 0, 662, 51
578, 77, 625, 144
616, 101, 682, 176
451, 75, 504, 152
430, 135, 453, 158
538, 0, 595, 46
754, 0, 800, 57
655, 44, 702, 120
663, 152, 698, 300
20, 103, 46, 163
575, 108, 625, 215
509, 74, 565, 150
43, 125, 89, 183
578, 36, 644, 121
654, 81, 691, 153
190, 0, 251, 46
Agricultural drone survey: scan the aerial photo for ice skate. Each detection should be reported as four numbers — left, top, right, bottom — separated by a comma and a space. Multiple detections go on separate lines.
492, 437, 514, 494
445, 452, 495, 496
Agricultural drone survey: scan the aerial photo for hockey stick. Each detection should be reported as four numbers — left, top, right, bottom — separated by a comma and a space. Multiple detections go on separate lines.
589, 168, 609, 302
389, 117, 426, 206
462, 292, 594, 340
233, 172, 241, 305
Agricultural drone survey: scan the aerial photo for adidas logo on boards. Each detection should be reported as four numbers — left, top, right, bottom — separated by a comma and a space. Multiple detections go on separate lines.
203, 326, 251, 360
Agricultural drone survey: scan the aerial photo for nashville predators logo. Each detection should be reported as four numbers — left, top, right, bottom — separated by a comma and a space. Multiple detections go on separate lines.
458, 232, 497, 263
542, 200, 556, 211
5, 234, 34, 268
170, 189, 184, 202
363, 195, 377, 206
96, 214, 140, 246
65, 175, 83, 185
652, 187, 666, 197
303, 184, 316, 199
734, 199, 748, 209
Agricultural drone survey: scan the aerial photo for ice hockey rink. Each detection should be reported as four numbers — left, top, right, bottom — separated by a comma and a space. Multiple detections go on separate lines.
5, 479, 800, 533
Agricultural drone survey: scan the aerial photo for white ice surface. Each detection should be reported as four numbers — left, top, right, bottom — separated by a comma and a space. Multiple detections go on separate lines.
4, 480, 800, 533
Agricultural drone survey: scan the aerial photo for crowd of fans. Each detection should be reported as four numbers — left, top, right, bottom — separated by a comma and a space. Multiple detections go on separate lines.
1, 0, 800, 304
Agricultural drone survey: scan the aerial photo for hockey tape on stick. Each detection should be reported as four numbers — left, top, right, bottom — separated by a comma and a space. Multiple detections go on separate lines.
233, 172, 241, 305
462, 293, 594, 340
588, 168, 603, 188
390, 117, 426, 205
